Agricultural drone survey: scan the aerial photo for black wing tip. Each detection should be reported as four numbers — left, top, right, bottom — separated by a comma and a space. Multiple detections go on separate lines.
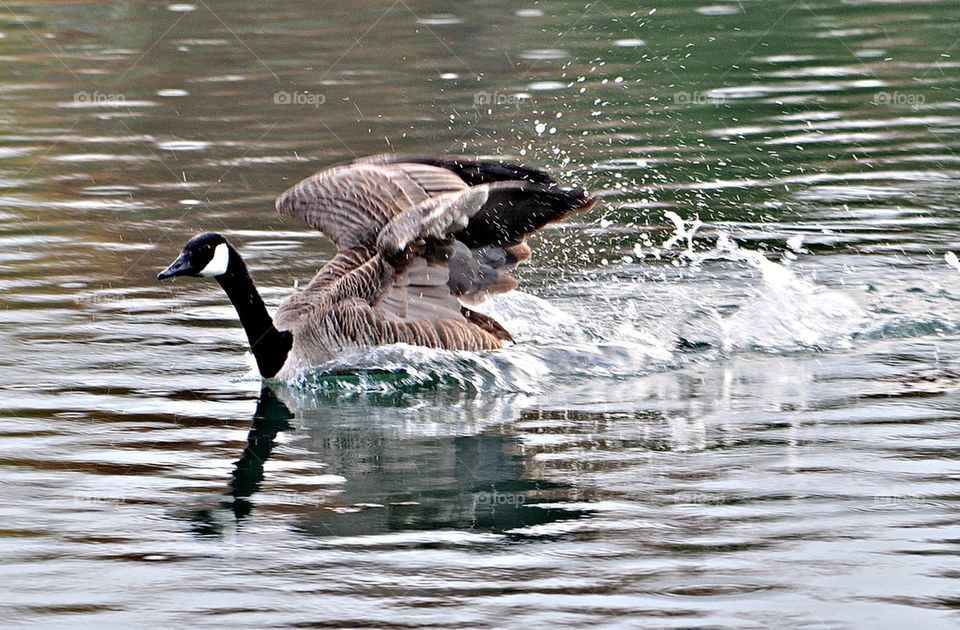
562, 187, 596, 214
529, 184, 597, 217
356, 153, 557, 186
447, 157, 556, 186
452, 183, 596, 249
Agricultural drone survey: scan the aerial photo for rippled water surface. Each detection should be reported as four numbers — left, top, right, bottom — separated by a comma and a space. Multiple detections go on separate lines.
3, 0, 960, 627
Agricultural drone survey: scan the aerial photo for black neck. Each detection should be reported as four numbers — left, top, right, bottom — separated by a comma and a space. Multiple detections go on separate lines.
215, 246, 293, 378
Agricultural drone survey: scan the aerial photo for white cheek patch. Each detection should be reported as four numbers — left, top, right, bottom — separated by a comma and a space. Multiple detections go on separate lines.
199, 242, 230, 277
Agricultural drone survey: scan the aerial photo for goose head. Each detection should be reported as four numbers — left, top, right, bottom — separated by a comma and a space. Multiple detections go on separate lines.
157, 232, 232, 280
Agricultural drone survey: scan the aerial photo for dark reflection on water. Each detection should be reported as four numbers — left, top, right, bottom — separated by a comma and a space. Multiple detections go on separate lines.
186, 386, 297, 533
191, 387, 591, 538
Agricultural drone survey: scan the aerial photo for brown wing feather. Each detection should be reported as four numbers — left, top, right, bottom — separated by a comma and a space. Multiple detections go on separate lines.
376, 186, 489, 257
275, 162, 466, 250
275, 181, 502, 332
275, 251, 504, 363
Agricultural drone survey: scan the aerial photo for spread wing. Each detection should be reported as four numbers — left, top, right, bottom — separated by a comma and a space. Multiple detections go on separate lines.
273, 155, 594, 351
275, 159, 468, 251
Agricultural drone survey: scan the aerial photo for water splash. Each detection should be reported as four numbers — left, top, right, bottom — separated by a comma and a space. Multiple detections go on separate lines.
945, 251, 960, 273
658, 210, 702, 258
284, 288, 678, 395
287, 343, 549, 395
471, 291, 584, 344
678, 229, 866, 351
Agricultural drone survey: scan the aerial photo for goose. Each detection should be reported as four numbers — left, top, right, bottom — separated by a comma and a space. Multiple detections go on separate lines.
157, 154, 595, 380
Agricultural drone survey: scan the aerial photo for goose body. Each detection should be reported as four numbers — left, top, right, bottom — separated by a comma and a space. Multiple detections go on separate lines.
159, 154, 594, 380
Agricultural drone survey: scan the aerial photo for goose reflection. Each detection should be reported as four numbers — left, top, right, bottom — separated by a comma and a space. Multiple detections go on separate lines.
229, 386, 296, 520
190, 382, 590, 538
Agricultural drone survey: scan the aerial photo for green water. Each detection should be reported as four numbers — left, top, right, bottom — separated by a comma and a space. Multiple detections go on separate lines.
2, 1, 960, 627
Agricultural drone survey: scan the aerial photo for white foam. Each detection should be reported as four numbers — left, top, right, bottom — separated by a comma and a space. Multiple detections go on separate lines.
687, 232, 866, 351
945, 251, 960, 273
471, 291, 582, 343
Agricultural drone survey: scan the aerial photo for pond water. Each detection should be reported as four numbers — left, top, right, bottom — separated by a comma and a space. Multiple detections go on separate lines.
3, 0, 960, 626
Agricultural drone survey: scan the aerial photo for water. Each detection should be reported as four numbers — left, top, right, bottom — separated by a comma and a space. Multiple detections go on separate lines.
3, 0, 960, 626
